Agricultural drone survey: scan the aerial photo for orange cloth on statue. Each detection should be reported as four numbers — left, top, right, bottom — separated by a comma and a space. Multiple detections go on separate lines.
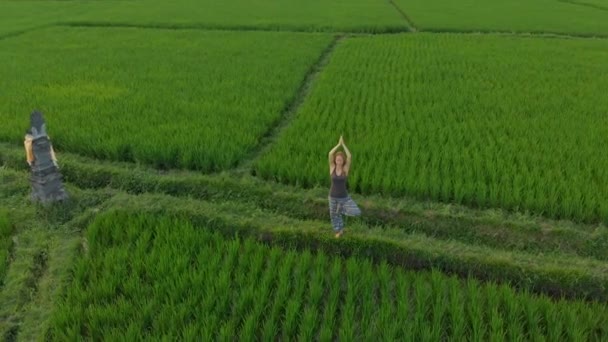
24, 134, 34, 165
24, 134, 58, 165
50, 146, 57, 163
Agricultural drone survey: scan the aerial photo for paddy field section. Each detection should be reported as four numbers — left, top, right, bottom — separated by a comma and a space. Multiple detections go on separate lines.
0, 0, 409, 34
0, 1, 79, 38
49, 211, 607, 340
1, 0, 608, 340
0, 27, 333, 171
257, 34, 608, 223
393, 0, 608, 36
64, 0, 409, 33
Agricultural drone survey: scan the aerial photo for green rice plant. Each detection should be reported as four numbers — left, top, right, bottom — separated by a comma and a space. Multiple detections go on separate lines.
296, 252, 326, 340
467, 280, 487, 341
545, 304, 565, 342
448, 278, 467, 340
0, 27, 332, 172
395, 271, 413, 339
230, 240, 265, 329
240, 310, 258, 341
524, 297, 544, 340
318, 258, 342, 341
282, 250, 311, 339
261, 252, 295, 340
246, 247, 281, 337
318, 321, 333, 341
564, 306, 588, 341
257, 34, 608, 223
486, 283, 507, 342
49, 212, 608, 339
217, 320, 235, 342
357, 259, 376, 340
338, 300, 356, 342
501, 285, 526, 341
378, 261, 398, 340
430, 270, 448, 340
297, 307, 318, 341
412, 275, 433, 340
283, 298, 302, 339
307, 252, 327, 310
393, 0, 608, 36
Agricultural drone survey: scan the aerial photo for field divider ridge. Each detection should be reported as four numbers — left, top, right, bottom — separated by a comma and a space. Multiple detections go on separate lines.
418, 27, 608, 39
557, 0, 608, 12
1, 143, 607, 262
56, 21, 409, 35
0, 24, 54, 42
235, 34, 345, 171
388, 0, 418, 32
0, 168, 116, 340
23, 21, 608, 40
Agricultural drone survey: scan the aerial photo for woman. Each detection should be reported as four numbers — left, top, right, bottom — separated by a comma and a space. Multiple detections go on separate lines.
328, 135, 361, 238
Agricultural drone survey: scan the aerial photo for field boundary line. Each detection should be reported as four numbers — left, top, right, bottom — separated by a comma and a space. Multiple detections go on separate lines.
234, 34, 345, 172
558, 0, 608, 12
0, 239, 48, 340
52, 21, 608, 40
0, 24, 53, 42
57, 21, 410, 35
388, 0, 418, 32
417, 28, 608, 39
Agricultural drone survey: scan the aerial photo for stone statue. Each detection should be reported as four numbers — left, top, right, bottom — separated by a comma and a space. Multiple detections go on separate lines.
24, 111, 69, 204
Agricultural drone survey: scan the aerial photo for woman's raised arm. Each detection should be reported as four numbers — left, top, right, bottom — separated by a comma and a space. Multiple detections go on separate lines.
328, 138, 342, 172
341, 137, 352, 173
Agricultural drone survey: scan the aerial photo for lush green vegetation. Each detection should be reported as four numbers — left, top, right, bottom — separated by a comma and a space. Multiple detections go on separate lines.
395, 0, 608, 36
0, 27, 332, 171
0, 1, 77, 37
569, 0, 608, 10
0, 0, 408, 34
257, 34, 608, 223
50, 212, 608, 340
77, 0, 408, 33
2, 0, 607, 340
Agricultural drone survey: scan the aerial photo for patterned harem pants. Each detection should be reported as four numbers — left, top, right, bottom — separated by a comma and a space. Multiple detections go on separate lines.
328, 196, 361, 232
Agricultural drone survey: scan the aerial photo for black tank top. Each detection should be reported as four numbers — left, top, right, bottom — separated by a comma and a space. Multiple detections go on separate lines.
330, 170, 348, 198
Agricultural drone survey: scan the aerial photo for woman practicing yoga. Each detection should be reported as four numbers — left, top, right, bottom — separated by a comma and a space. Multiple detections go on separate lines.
328, 135, 361, 238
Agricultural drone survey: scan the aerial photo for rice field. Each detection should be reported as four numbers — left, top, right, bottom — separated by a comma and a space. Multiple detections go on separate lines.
256, 34, 608, 223
395, 0, 608, 36
2, 1, 608, 340
0, 0, 408, 34
572, 0, 608, 10
0, 1, 79, 37
50, 212, 608, 340
0, 27, 332, 171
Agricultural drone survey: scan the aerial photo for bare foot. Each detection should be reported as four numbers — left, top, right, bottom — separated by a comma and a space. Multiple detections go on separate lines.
335, 229, 344, 238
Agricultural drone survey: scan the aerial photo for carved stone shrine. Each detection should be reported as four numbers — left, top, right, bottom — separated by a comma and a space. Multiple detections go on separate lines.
25, 111, 69, 204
